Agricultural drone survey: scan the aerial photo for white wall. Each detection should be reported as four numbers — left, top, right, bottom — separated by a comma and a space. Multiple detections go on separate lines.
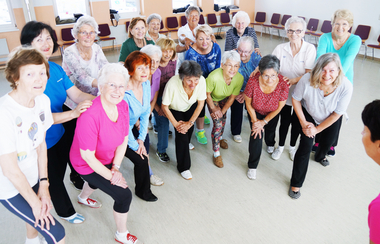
255, 0, 380, 58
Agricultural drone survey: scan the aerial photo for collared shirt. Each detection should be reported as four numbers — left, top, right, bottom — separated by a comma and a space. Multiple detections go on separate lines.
272, 40, 316, 106
206, 68, 244, 101
162, 75, 207, 112
225, 27, 259, 51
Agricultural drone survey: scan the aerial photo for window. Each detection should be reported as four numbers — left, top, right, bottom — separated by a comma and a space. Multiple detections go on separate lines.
54, 0, 90, 20
109, 0, 140, 18
214, 0, 233, 6
173, 0, 196, 10
0, 0, 17, 32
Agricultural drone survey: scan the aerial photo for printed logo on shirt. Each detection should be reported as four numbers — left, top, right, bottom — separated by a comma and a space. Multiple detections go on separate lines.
39, 110, 46, 125
28, 122, 38, 147
57, 78, 63, 82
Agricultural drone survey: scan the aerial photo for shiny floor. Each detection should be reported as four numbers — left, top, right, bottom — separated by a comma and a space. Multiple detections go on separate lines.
1, 33, 380, 244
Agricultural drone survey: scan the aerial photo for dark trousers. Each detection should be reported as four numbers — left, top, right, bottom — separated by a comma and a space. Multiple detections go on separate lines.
290, 107, 343, 187
315, 118, 342, 147
81, 164, 132, 213
247, 111, 279, 169
124, 127, 153, 200
171, 102, 197, 173
230, 99, 245, 136
277, 104, 300, 147
47, 132, 76, 218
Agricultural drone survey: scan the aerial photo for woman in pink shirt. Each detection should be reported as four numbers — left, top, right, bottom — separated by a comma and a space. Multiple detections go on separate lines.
70, 63, 141, 244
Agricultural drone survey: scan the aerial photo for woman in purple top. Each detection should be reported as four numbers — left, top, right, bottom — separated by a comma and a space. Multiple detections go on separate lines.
70, 63, 142, 244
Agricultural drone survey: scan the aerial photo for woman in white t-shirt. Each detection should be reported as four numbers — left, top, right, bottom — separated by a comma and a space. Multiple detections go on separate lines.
0, 47, 65, 243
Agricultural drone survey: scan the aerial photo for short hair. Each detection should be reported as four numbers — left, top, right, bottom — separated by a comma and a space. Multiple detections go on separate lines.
147, 13, 162, 25
185, 6, 200, 19
332, 9, 354, 27
124, 51, 151, 77
72, 15, 99, 40
193, 24, 213, 38
140, 44, 162, 59
222, 50, 241, 64
179, 60, 203, 80
156, 37, 177, 60
237, 36, 254, 52
128, 17, 147, 38
98, 63, 129, 90
5, 46, 50, 89
231, 11, 250, 28
20, 21, 59, 54
310, 53, 344, 88
362, 100, 380, 142
258, 55, 280, 74
285, 16, 307, 31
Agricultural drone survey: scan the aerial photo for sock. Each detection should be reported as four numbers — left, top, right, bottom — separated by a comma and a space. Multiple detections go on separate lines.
196, 128, 204, 133
25, 236, 39, 244
116, 230, 129, 237
213, 151, 220, 158
277, 146, 284, 152
78, 195, 87, 203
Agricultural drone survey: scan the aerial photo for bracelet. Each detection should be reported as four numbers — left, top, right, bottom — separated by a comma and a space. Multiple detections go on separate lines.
189, 120, 194, 125
263, 119, 268, 125
40, 177, 49, 182
113, 164, 120, 169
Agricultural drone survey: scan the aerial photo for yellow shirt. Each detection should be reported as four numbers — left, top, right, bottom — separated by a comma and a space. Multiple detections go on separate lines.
206, 68, 244, 102
162, 75, 207, 112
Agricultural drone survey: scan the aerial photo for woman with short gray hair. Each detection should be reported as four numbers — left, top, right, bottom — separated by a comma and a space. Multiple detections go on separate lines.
270, 16, 316, 161
146, 13, 166, 43
206, 51, 244, 168
244, 55, 289, 180
161, 61, 206, 180
225, 11, 260, 55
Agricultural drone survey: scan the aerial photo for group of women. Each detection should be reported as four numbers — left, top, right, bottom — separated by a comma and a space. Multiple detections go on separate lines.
0, 7, 360, 244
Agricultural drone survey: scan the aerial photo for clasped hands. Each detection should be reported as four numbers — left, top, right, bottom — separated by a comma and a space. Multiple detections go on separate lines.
302, 122, 318, 138
110, 165, 128, 189
251, 120, 265, 139
175, 120, 192, 134
210, 106, 223, 120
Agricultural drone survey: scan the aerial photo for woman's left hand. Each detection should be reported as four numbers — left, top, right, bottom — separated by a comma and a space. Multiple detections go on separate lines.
135, 120, 140, 131
235, 93, 245, 103
254, 48, 261, 56
176, 121, 192, 134
110, 168, 127, 188
136, 139, 147, 159
252, 120, 265, 131
251, 126, 264, 139
302, 123, 318, 138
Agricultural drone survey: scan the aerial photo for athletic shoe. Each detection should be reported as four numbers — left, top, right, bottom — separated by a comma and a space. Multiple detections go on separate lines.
247, 169, 256, 180
271, 147, 284, 160
189, 143, 195, 150
77, 196, 102, 208
148, 121, 153, 130
60, 212, 85, 224
311, 143, 319, 153
156, 151, 170, 162
319, 158, 330, 167
195, 130, 208, 144
150, 175, 164, 186
115, 232, 140, 244
233, 135, 242, 143
327, 146, 335, 157
267, 146, 274, 154
153, 129, 172, 136
70, 174, 84, 191
204, 116, 210, 125
289, 146, 297, 161
181, 170, 192, 180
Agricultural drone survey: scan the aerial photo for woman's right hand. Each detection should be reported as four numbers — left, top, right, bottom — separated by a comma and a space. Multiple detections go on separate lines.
136, 139, 147, 159
31, 199, 55, 231
251, 126, 264, 139
155, 107, 166, 117
235, 93, 245, 103
72, 100, 93, 118
110, 169, 128, 189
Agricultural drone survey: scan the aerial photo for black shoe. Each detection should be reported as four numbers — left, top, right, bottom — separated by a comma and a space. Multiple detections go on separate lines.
70, 174, 84, 190
138, 193, 158, 202
156, 151, 170, 162
327, 147, 335, 157
319, 158, 330, 167
311, 143, 318, 153
288, 186, 301, 199
168, 130, 173, 136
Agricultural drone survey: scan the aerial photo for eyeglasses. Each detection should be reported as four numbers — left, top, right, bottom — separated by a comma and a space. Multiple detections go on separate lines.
107, 83, 125, 91
79, 31, 96, 36
287, 29, 303, 34
225, 63, 240, 69
237, 49, 251, 55
262, 74, 278, 80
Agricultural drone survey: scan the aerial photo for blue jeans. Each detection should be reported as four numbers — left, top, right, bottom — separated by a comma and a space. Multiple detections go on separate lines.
153, 97, 169, 153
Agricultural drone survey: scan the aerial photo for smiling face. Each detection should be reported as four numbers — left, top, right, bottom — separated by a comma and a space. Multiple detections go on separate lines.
148, 18, 160, 35
100, 73, 126, 105
132, 63, 150, 83
237, 41, 253, 63
187, 10, 200, 28
195, 32, 212, 51
222, 59, 240, 79
31, 29, 54, 59
131, 20, 146, 40
235, 17, 247, 35
286, 22, 305, 44
332, 18, 350, 38
320, 61, 339, 86
161, 49, 174, 63
17, 63, 48, 97
182, 76, 200, 91
260, 68, 278, 86
77, 24, 96, 48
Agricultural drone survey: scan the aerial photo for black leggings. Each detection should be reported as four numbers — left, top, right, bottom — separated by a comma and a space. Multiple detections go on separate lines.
81, 164, 132, 213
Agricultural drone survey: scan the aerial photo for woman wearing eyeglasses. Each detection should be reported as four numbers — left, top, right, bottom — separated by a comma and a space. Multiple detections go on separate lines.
244, 55, 289, 180
270, 16, 316, 161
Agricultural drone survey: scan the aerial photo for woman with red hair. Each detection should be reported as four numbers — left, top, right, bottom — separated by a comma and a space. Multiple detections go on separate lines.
123, 51, 158, 202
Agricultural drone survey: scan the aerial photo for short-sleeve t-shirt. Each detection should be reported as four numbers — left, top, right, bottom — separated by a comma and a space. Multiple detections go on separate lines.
44, 61, 74, 149
70, 96, 129, 175
206, 68, 244, 102
369, 193, 380, 243
158, 60, 177, 98
162, 75, 207, 112
0, 94, 53, 199
150, 68, 161, 102
244, 73, 289, 116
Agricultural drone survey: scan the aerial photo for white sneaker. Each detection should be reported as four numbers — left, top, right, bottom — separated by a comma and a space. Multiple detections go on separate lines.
247, 169, 256, 180
189, 143, 195, 150
77, 196, 102, 208
150, 174, 164, 186
115, 232, 140, 244
267, 146, 275, 154
271, 146, 284, 160
180, 170, 192, 180
289, 146, 297, 161
233, 135, 242, 143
